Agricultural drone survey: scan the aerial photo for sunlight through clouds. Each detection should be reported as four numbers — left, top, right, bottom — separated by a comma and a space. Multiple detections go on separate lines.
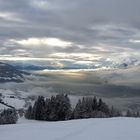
129, 39, 140, 43
10, 38, 73, 47
0, 0, 140, 68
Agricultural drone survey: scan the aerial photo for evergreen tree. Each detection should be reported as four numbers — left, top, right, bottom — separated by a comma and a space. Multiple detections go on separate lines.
109, 106, 121, 117
26, 94, 72, 121
0, 109, 18, 124
126, 110, 132, 117
25, 105, 32, 119
97, 98, 110, 116
25, 95, 119, 121
48, 94, 72, 121
73, 99, 83, 119
32, 96, 45, 120
136, 111, 140, 117
73, 97, 111, 119
92, 96, 98, 110
43, 98, 51, 121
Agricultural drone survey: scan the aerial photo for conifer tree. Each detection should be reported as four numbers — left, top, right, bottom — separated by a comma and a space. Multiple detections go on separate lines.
25, 105, 32, 119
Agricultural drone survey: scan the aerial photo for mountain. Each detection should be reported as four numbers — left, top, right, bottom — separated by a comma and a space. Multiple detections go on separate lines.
111, 58, 140, 68
0, 62, 29, 82
1, 57, 140, 71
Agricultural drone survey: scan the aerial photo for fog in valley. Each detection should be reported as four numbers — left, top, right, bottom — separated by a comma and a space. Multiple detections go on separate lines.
0, 66, 140, 110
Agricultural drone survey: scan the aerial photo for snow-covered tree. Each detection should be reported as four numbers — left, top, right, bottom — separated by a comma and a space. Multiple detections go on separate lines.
0, 109, 18, 124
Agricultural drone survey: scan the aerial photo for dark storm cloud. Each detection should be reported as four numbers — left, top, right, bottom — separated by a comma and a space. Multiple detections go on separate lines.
0, 0, 140, 63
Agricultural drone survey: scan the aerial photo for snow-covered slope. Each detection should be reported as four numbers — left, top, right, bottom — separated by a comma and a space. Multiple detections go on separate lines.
0, 117, 140, 140
0, 89, 33, 110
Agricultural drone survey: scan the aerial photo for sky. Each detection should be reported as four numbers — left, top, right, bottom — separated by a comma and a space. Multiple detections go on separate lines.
0, 0, 140, 68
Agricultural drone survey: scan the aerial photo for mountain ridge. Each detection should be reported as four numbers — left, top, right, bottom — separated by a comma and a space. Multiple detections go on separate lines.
0, 62, 29, 83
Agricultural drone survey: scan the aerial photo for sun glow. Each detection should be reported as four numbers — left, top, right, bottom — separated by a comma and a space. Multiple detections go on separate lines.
10, 38, 72, 47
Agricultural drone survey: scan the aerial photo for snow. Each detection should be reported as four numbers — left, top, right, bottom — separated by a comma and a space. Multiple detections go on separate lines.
3, 98, 25, 109
0, 89, 30, 109
0, 117, 140, 140
0, 103, 9, 110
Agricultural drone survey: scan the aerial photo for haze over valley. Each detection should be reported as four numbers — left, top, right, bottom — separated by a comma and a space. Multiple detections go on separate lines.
0, 61, 139, 111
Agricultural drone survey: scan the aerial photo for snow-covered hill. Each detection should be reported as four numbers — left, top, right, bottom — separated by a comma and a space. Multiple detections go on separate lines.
0, 117, 140, 140
0, 89, 34, 110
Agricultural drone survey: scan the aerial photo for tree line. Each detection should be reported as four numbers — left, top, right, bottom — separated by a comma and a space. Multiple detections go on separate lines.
25, 94, 121, 121
0, 94, 140, 124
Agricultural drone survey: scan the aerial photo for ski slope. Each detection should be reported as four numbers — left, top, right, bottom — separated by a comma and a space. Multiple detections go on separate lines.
0, 117, 140, 140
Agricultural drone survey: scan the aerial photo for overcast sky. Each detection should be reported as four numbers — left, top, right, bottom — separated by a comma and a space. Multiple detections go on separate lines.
0, 0, 140, 67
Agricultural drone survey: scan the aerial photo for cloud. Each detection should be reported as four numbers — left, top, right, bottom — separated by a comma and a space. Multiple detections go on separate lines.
31, 0, 48, 10
0, 12, 24, 22
129, 39, 140, 43
10, 38, 73, 47
0, 0, 140, 67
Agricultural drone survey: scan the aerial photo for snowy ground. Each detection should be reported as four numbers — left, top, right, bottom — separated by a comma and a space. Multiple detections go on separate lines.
0, 117, 140, 140
0, 88, 33, 110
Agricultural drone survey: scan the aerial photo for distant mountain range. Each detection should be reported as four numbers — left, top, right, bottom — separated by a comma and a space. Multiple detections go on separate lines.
111, 58, 140, 68
0, 57, 140, 71
0, 62, 29, 82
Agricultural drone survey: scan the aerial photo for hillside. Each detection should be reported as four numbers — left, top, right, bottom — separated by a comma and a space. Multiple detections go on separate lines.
0, 117, 140, 140
0, 62, 29, 83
